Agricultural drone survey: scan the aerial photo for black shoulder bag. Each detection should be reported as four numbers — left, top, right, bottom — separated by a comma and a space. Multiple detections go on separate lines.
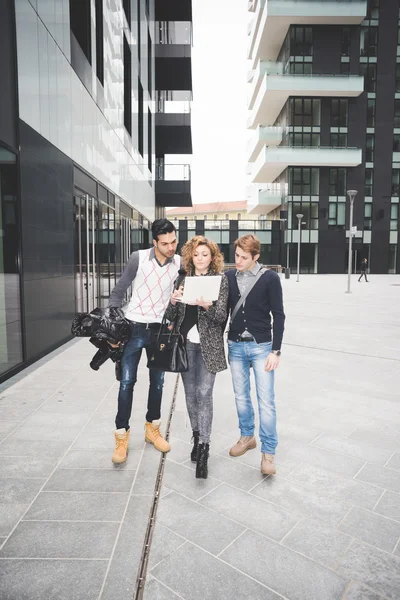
147, 314, 189, 373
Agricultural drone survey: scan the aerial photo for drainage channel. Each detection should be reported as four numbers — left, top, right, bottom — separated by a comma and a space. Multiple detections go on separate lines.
133, 374, 180, 600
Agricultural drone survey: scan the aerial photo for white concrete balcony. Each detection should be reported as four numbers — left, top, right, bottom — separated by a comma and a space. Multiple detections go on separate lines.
251, 146, 362, 183
247, 126, 283, 162
248, 73, 364, 129
249, 0, 367, 67
247, 186, 282, 215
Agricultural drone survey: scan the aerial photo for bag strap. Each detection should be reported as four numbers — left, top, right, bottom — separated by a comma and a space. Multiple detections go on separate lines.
230, 268, 267, 325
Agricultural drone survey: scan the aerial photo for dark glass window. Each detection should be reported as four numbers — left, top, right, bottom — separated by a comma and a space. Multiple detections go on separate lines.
331, 99, 348, 127
392, 168, 400, 196
366, 134, 375, 162
341, 27, 350, 56
396, 65, 400, 93
330, 133, 348, 147
393, 134, 400, 153
124, 36, 132, 135
360, 26, 378, 56
390, 203, 399, 230
291, 98, 320, 127
360, 63, 377, 92
329, 168, 347, 196
367, 99, 375, 127
340, 61, 350, 75
148, 108, 152, 172
290, 26, 313, 56
395, 99, 400, 128
365, 169, 374, 196
290, 167, 319, 195
95, 0, 104, 84
364, 202, 372, 230
367, 0, 379, 21
0, 148, 23, 376
148, 30, 152, 98
123, 0, 131, 25
138, 80, 144, 156
70, 0, 92, 62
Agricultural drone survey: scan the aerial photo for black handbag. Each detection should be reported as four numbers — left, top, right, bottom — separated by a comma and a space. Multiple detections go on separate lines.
147, 316, 189, 373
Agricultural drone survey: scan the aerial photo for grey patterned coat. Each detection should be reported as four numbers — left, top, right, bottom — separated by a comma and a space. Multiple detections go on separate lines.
164, 273, 229, 374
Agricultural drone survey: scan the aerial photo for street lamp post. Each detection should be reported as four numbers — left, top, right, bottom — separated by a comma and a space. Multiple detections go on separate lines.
296, 213, 304, 282
346, 190, 358, 294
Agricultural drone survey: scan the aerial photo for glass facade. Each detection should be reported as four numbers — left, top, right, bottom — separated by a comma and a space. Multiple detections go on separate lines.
0, 148, 23, 377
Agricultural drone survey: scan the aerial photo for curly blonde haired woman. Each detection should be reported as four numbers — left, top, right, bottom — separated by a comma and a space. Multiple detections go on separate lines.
164, 236, 228, 478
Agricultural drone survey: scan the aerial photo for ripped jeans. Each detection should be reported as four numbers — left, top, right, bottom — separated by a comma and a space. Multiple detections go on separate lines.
115, 323, 165, 430
181, 341, 216, 444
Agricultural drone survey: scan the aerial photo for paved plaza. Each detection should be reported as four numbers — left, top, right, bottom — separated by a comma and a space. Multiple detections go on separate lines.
1, 274, 400, 600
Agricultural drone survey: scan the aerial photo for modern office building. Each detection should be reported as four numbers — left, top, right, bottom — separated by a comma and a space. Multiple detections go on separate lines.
0, 0, 192, 382
247, 0, 400, 274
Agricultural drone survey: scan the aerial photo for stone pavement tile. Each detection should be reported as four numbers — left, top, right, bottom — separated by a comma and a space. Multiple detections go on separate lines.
99, 495, 152, 600
219, 444, 301, 478
373, 491, 400, 522
151, 541, 281, 600
143, 577, 182, 600
0, 398, 49, 420
23, 491, 129, 522
337, 540, 400, 599
0, 503, 30, 537
203, 454, 262, 492
338, 506, 400, 553
59, 447, 139, 470
0, 420, 20, 440
348, 424, 400, 453
278, 421, 324, 445
130, 445, 161, 495
252, 476, 349, 527
343, 581, 385, 600
386, 453, 400, 471
168, 437, 193, 464
0, 521, 119, 558
162, 460, 221, 501
156, 491, 245, 555
0, 439, 71, 457
200, 483, 299, 542
355, 464, 400, 494
0, 456, 59, 479
5, 424, 81, 443
0, 559, 108, 600
0, 478, 44, 505
281, 517, 352, 569
278, 441, 366, 477
147, 524, 186, 570
311, 433, 394, 466
287, 464, 383, 509
44, 468, 136, 493
221, 529, 348, 600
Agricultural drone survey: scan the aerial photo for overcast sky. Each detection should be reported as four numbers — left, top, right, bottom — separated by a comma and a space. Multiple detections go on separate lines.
189, 0, 248, 205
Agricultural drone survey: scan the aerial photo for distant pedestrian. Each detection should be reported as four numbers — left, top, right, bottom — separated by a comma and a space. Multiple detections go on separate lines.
358, 258, 369, 282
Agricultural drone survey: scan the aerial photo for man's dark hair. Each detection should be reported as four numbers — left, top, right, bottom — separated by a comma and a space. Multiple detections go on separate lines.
151, 218, 176, 241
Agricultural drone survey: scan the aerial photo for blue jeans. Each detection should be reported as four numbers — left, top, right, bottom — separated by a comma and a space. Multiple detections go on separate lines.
116, 323, 165, 430
228, 340, 277, 454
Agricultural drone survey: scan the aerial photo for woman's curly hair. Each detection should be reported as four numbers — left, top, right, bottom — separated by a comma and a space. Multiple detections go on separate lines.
181, 235, 224, 275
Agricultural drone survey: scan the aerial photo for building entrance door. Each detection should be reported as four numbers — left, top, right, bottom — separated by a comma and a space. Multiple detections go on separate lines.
74, 193, 100, 313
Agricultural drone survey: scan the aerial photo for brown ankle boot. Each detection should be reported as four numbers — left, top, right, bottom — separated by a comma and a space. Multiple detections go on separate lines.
145, 420, 171, 453
261, 453, 276, 475
229, 435, 256, 457
112, 428, 130, 464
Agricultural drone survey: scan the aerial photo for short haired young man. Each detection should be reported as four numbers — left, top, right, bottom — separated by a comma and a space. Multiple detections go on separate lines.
108, 219, 180, 463
225, 234, 285, 475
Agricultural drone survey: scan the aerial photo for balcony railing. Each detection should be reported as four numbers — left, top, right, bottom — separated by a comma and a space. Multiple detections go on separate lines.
156, 163, 191, 181
156, 21, 192, 45
174, 219, 273, 231
156, 91, 191, 114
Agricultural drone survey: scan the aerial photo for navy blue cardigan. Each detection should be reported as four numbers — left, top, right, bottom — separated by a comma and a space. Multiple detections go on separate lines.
225, 269, 285, 350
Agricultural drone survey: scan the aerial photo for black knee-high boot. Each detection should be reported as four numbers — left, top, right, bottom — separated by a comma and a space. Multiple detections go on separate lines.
196, 443, 209, 479
191, 431, 200, 463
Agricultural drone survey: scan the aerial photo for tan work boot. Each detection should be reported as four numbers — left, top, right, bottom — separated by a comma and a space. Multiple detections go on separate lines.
112, 428, 130, 464
229, 435, 256, 457
261, 453, 276, 475
145, 420, 171, 453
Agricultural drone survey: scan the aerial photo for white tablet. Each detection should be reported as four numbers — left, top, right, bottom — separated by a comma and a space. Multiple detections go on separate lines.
179, 275, 222, 304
